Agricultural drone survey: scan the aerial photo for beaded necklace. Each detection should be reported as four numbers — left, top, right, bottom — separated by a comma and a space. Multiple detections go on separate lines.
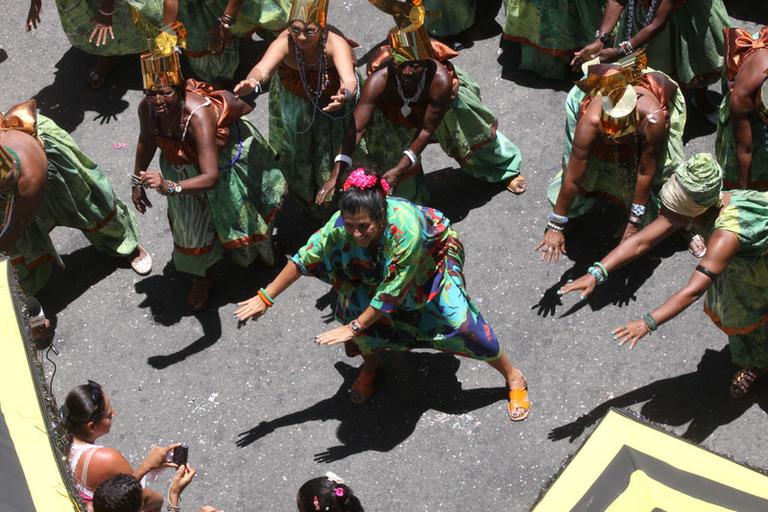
624, 0, 660, 43
294, 31, 330, 102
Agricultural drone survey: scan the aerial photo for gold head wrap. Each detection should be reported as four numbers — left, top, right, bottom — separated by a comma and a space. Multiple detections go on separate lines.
140, 23, 186, 90
576, 51, 648, 139
757, 70, 768, 124
289, 0, 329, 29
388, 25, 435, 63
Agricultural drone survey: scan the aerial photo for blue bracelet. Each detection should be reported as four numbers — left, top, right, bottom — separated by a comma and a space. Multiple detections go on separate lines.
587, 266, 605, 284
642, 313, 658, 333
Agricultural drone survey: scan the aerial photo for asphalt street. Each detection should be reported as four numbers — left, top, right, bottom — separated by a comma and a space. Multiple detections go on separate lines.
1, 1, 766, 510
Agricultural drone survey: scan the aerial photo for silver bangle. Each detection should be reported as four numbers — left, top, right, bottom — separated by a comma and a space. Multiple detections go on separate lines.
630, 202, 646, 217
247, 77, 262, 95
548, 212, 569, 225
334, 154, 353, 167
402, 149, 418, 168
98, 8, 114, 16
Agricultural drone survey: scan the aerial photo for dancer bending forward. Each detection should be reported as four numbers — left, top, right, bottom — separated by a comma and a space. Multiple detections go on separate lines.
236, 167, 530, 421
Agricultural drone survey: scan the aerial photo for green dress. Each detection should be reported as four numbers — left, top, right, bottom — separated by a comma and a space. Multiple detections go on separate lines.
292, 197, 502, 360
6, 115, 140, 295
616, 0, 730, 88
267, 60, 363, 208
424, 0, 475, 37
703, 191, 768, 369
156, 80, 286, 276
53, 0, 163, 56
364, 45, 522, 203
502, 0, 606, 80
547, 70, 686, 223
176, 0, 239, 84
231, 0, 290, 38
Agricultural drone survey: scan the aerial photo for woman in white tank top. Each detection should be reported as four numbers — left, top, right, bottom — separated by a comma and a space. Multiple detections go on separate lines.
61, 380, 180, 511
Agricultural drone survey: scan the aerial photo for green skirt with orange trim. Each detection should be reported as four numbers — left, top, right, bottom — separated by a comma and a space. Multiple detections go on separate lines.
502, 0, 606, 80
715, 90, 768, 191
159, 118, 286, 276
7, 115, 140, 294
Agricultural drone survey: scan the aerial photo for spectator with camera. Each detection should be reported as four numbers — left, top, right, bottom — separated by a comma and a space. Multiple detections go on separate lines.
60, 380, 181, 511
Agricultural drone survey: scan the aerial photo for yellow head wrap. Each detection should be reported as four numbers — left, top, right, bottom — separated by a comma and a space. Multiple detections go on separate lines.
140, 23, 186, 90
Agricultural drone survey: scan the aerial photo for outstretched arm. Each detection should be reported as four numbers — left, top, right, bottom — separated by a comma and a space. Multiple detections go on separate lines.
613, 229, 740, 348
571, 0, 626, 67
235, 260, 303, 321
324, 33, 359, 112
233, 32, 289, 96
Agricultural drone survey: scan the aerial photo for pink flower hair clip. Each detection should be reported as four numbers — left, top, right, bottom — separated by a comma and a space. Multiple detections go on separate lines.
342, 168, 391, 196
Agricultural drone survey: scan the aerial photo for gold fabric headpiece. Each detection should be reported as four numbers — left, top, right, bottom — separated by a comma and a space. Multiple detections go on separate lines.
140, 23, 186, 90
576, 51, 648, 139
368, 0, 429, 31
289, 0, 329, 28
388, 25, 435, 63
757, 70, 768, 124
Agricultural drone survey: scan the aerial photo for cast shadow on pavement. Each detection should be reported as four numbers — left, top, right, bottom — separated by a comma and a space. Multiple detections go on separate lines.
724, 0, 768, 24
236, 351, 507, 462
423, 167, 509, 222
134, 258, 283, 369
32, 48, 140, 134
496, 40, 574, 92
548, 346, 768, 444
37, 245, 126, 317
531, 205, 685, 318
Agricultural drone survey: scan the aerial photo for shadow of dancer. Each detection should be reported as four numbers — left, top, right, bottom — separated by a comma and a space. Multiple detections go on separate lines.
548, 347, 768, 445
423, 167, 509, 222
33, 48, 139, 133
236, 352, 507, 462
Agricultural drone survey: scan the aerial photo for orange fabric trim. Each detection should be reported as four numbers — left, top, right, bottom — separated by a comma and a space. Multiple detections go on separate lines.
82, 205, 116, 233
452, 122, 499, 164
10, 253, 54, 270
221, 232, 271, 250
723, 27, 768, 82
704, 304, 768, 336
174, 243, 216, 256
500, 34, 576, 58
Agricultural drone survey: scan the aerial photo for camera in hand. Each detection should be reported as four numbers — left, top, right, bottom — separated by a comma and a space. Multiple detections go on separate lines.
172, 444, 189, 466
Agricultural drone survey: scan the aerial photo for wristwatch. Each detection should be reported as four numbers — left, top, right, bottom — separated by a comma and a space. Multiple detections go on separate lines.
595, 30, 611, 45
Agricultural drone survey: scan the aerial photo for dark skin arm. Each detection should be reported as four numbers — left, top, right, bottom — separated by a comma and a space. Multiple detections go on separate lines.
317, 68, 387, 204
571, 0, 675, 67
533, 100, 598, 263
0, 137, 47, 252
162, 0, 179, 25
729, 52, 768, 188
382, 62, 452, 189
133, 100, 157, 214
209, 0, 243, 54
137, 98, 222, 196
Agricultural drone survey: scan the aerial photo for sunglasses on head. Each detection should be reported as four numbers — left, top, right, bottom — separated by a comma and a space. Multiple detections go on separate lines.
84, 380, 105, 423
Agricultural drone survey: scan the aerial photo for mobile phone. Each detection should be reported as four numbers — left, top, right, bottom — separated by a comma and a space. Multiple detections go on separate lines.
172, 444, 189, 466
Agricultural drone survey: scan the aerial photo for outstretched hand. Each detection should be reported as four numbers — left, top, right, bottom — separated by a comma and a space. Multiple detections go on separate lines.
570, 40, 603, 69
132, 186, 153, 213
315, 176, 338, 205
323, 89, 349, 112
88, 12, 115, 47
612, 319, 649, 349
557, 274, 596, 301
26, 0, 42, 31
534, 229, 566, 264
235, 295, 269, 322
314, 325, 354, 346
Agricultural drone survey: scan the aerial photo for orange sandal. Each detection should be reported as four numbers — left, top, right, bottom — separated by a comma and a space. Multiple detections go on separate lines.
507, 377, 530, 422
730, 368, 760, 399
350, 363, 379, 404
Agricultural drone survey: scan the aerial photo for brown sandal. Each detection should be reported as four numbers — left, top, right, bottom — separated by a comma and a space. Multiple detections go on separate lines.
186, 276, 212, 313
730, 368, 760, 399
507, 375, 530, 422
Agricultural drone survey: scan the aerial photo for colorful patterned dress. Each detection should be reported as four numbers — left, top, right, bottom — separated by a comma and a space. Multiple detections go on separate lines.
267, 47, 363, 207
715, 27, 768, 190
155, 80, 286, 276
616, 0, 730, 88
424, 0, 475, 37
364, 42, 522, 202
2, 108, 140, 295
53, 0, 163, 56
547, 70, 686, 224
702, 191, 768, 369
502, 0, 606, 80
291, 197, 501, 360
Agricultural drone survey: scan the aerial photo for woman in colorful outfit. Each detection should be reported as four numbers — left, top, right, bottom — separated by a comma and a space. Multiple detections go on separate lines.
502, 0, 606, 80
26, 0, 163, 88
561, 153, 768, 399
0, 100, 151, 296
537, 59, 686, 262
134, 37, 285, 311
233, 0, 361, 211
716, 26, 768, 191
571, 0, 730, 121
162, 0, 291, 85
235, 168, 531, 421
